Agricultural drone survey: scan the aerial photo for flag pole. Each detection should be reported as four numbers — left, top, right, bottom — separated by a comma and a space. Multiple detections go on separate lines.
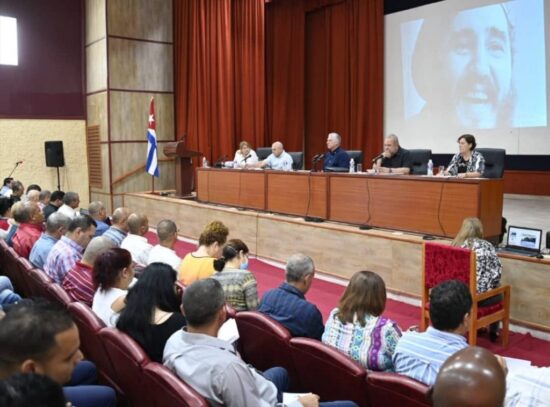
151, 174, 155, 194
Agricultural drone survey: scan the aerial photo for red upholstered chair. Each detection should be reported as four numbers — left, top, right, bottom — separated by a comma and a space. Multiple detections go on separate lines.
15, 257, 35, 297
26, 267, 52, 298
99, 328, 151, 406
367, 372, 430, 407
421, 242, 511, 347
289, 337, 368, 406
235, 311, 299, 389
142, 362, 209, 407
224, 303, 237, 319
1, 245, 25, 293
45, 283, 73, 307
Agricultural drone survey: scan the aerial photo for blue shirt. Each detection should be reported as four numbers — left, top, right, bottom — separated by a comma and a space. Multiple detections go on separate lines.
102, 227, 127, 247
258, 282, 324, 340
29, 234, 59, 270
94, 220, 109, 237
324, 147, 349, 170
392, 326, 468, 386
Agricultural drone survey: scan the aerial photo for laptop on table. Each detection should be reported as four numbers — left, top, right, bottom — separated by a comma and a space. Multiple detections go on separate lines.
498, 226, 543, 256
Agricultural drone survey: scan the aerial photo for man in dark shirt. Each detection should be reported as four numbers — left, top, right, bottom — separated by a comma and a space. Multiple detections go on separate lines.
258, 253, 324, 340
43, 190, 65, 220
323, 132, 350, 170
374, 134, 412, 174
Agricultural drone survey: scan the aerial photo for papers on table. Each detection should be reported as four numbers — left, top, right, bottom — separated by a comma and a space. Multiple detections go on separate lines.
504, 356, 532, 373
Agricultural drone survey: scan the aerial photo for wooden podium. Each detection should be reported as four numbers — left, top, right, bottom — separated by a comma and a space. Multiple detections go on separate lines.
163, 141, 201, 197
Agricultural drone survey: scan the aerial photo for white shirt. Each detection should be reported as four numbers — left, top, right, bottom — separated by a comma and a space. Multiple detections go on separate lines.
120, 234, 153, 267
233, 150, 259, 168
92, 287, 126, 327
57, 204, 78, 218
264, 151, 293, 171
148, 244, 182, 272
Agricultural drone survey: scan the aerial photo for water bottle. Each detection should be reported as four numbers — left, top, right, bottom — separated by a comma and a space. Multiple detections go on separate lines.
202, 157, 208, 168
427, 159, 433, 176
349, 158, 355, 173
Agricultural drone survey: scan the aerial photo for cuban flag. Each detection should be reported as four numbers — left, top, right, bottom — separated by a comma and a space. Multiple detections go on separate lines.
146, 98, 159, 177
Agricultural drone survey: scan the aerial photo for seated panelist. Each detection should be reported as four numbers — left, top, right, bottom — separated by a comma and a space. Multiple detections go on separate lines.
233, 141, 258, 168
373, 134, 412, 174
257, 141, 294, 171
439, 134, 485, 178
323, 132, 349, 170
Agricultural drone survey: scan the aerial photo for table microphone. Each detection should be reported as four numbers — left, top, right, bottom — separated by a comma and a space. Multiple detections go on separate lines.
243, 154, 252, 162
371, 153, 384, 163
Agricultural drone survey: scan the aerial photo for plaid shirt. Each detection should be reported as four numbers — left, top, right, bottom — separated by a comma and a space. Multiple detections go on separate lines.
44, 236, 84, 284
258, 282, 324, 340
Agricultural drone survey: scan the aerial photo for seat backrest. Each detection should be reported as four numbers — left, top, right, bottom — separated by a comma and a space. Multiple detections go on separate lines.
408, 149, 432, 175
99, 327, 151, 404
1, 246, 22, 292
367, 372, 431, 407
288, 151, 304, 170
475, 148, 506, 178
256, 147, 272, 160
143, 362, 209, 407
235, 311, 298, 388
347, 150, 363, 170
26, 268, 52, 299
15, 257, 34, 297
289, 337, 368, 406
45, 283, 73, 307
423, 242, 475, 289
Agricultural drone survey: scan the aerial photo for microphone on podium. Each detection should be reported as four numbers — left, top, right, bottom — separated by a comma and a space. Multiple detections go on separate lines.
312, 153, 325, 162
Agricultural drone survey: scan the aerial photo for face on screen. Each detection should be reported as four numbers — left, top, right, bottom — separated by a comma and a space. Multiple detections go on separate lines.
444, 5, 512, 128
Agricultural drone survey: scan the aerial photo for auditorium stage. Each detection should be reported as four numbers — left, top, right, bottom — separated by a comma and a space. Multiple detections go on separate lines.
124, 191, 550, 333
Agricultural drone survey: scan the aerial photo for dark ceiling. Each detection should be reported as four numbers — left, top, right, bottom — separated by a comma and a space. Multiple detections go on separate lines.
384, 0, 443, 14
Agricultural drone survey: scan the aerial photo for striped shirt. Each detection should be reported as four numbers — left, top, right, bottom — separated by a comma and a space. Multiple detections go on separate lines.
62, 261, 94, 306
44, 236, 84, 284
392, 327, 468, 386
212, 268, 259, 312
102, 227, 127, 247
506, 367, 550, 407
322, 308, 402, 372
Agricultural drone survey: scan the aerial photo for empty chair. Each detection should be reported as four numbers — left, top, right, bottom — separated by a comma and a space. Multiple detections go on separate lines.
256, 147, 272, 160
408, 149, 432, 175
99, 327, 151, 406
347, 150, 364, 171
288, 152, 304, 170
476, 148, 506, 178
290, 337, 368, 406
367, 371, 430, 407
143, 362, 209, 407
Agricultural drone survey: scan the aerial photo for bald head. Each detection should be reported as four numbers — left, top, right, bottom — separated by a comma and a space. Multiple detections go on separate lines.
111, 207, 130, 231
26, 190, 40, 203
432, 347, 506, 407
127, 213, 149, 236
157, 219, 177, 248
82, 236, 116, 265
271, 141, 284, 157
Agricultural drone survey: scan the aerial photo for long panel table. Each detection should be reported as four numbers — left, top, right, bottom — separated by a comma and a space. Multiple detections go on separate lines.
196, 168, 503, 239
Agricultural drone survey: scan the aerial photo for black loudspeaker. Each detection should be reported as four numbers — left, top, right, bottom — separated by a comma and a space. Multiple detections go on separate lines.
546, 231, 550, 250
45, 141, 65, 167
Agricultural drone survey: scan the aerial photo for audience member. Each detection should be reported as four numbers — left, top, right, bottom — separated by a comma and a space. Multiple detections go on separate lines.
0, 196, 12, 231
120, 213, 152, 268
431, 346, 506, 407
452, 217, 503, 341
26, 184, 42, 194
0, 276, 21, 307
57, 192, 80, 219
44, 215, 97, 284
0, 373, 68, 407
148, 219, 182, 271
62, 237, 116, 306
12, 202, 44, 258
212, 239, 258, 311
101, 207, 130, 246
38, 189, 51, 210
0, 177, 13, 196
29, 213, 70, 270
92, 248, 134, 327
4, 202, 24, 246
322, 271, 402, 371
179, 220, 228, 284
26, 189, 40, 204
259, 253, 324, 340
87, 201, 109, 236
393, 280, 472, 386
43, 191, 65, 221
0, 300, 116, 407
117, 263, 185, 363
9, 181, 24, 202
164, 279, 356, 407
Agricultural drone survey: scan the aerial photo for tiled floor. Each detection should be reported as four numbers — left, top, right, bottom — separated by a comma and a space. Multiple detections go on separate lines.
503, 194, 550, 250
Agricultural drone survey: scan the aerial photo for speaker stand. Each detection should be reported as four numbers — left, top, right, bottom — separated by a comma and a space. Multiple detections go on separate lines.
56, 167, 61, 191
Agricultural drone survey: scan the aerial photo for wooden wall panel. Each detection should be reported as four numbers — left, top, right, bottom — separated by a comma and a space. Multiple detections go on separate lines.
86, 39, 108, 93
109, 91, 174, 142
504, 171, 550, 196
85, 0, 106, 44
86, 92, 108, 142
108, 39, 173, 91
108, 0, 172, 42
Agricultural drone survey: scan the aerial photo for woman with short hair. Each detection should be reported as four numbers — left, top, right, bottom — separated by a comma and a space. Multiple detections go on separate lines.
442, 134, 485, 178
233, 141, 258, 168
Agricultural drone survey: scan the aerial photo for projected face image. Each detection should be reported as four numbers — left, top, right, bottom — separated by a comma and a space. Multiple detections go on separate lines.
445, 5, 512, 128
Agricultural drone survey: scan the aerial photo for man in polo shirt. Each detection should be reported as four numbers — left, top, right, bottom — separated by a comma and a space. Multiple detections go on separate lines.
29, 212, 70, 270
258, 253, 324, 340
12, 202, 44, 258
373, 134, 412, 175
258, 141, 294, 171
323, 132, 350, 170
147, 219, 181, 271
57, 191, 80, 219
120, 213, 152, 268
88, 201, 109, 237
393, 280, 471, 386
101, 207, 130, 246
44, 215, 97, 284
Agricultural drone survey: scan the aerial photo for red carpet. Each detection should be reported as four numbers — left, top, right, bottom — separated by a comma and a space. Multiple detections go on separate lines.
146, 232, 550, 367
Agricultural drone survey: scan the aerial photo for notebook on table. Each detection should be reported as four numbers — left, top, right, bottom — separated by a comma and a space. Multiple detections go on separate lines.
498, 226, 543, 256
